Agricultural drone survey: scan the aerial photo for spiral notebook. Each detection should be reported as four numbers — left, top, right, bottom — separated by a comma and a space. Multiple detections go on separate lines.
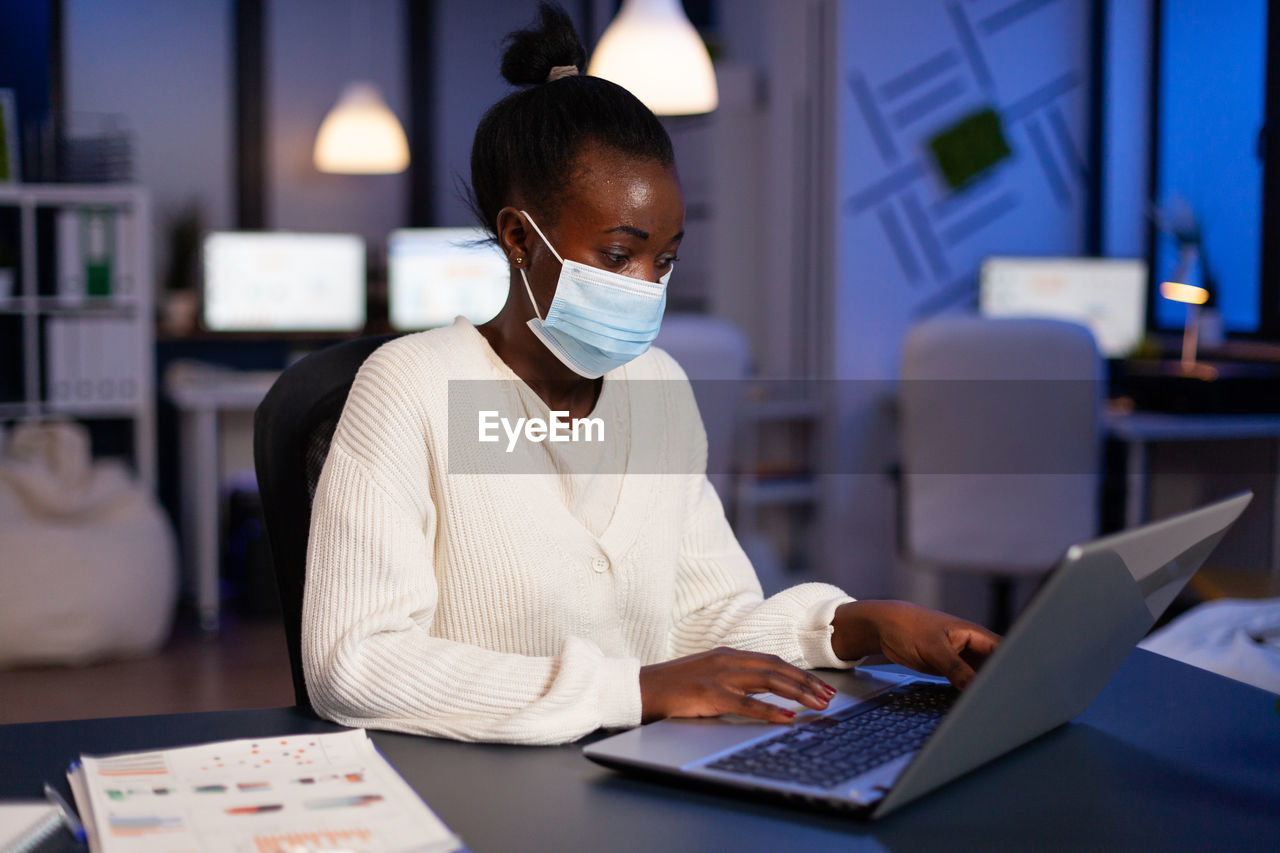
0, 802, 61, 852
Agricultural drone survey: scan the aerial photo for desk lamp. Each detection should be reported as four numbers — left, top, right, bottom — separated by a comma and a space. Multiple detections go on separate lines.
1159, 279, 1217, 380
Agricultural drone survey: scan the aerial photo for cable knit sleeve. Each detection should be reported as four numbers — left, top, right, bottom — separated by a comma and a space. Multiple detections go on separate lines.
302, 343, 641, 745
670, 475, 856, 670
661, 358, 856, 670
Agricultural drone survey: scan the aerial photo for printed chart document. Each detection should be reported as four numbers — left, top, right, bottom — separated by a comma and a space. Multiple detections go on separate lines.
67, 729, 465, 853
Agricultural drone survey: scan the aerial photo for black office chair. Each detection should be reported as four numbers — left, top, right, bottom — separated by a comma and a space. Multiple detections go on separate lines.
253, 334, 400, 712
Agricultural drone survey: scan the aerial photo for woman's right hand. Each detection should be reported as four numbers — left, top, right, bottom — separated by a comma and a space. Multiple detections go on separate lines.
639, 647, 837, 724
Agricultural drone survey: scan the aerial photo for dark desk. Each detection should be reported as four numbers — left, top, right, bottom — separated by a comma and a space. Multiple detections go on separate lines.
4, 652, 1278, 852
1105, 410, 1280, 575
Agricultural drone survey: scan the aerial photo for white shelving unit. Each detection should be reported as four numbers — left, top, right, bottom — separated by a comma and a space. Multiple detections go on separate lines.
733, 391, 826, 574
0, 184, 155, 493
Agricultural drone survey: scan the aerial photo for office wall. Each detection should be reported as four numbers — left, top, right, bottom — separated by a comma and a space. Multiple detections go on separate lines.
834, 0, 1092, 378
266, 0, 407, 248
714, 0, 833, 379
824, 0, 1094, 603
429, 1, 598, 227
1101, 0, 1152, 259
64, 0, 235, 277
64, 0, 409, 270
431, 0, 539, 226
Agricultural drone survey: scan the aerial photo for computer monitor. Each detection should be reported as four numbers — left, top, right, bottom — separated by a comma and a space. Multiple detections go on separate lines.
202, 232, 366, 333
387, 227, 510, 330
979, 256, 1147, 358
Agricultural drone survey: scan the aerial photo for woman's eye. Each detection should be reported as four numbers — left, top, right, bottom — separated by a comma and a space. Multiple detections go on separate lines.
658, 255, 680, 269
601, 252, 628, 267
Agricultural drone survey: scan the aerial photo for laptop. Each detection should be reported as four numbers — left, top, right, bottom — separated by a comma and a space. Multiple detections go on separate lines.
584, 491, 1253, 818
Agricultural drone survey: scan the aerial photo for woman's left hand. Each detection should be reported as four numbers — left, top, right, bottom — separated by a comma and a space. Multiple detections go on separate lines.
830, 600, 1001, 690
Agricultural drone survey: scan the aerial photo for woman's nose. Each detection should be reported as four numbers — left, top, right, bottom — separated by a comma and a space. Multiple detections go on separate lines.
622, 261, 662, 283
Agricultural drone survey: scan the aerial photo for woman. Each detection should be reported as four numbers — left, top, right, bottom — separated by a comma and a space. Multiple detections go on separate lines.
302, 3, 999, 745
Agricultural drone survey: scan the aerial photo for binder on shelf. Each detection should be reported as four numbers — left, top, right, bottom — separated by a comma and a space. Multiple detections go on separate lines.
45, 316, 79, 409
101, 317, 137, 405
56, 208, 84, 304
45, 317, 65, 405
55, 207, 132, 302
113, 210, 133, 297
82, 207, 114, 298
117, 318, 139, 403
45, 309, 140, 411
75, 317, 98, 406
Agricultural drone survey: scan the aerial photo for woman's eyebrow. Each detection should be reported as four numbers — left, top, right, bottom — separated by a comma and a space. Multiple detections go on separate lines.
604, 225, 685, 244
605, 225, 650, 239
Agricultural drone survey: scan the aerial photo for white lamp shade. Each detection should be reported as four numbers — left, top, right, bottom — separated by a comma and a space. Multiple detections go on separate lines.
314, 82, 410, 174
586, 0, 717, 116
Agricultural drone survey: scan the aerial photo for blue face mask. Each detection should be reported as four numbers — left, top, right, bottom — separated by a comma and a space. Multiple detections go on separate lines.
519, 210, 671, 379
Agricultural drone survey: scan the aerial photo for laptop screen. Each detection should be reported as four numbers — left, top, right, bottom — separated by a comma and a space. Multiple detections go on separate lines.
978, 256, 1147, 358
202, 231, 367, 333
388, 228, 510, 330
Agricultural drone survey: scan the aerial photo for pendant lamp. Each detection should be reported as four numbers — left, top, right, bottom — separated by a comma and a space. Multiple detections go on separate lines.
586, 0, 718, 116
313, 81, 410, 174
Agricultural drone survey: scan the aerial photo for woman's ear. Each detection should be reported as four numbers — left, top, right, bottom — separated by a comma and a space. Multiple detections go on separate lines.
496, 207, 530, 267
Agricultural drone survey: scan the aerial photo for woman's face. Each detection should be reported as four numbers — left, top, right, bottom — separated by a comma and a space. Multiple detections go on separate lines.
505, 142, 685, 316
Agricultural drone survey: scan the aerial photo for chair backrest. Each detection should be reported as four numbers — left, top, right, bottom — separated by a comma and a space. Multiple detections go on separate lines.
899, 315, 1103, 572
253, 334, 399, 710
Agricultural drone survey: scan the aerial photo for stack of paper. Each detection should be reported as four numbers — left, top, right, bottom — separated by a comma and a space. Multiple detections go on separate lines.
67, 729, 465, 853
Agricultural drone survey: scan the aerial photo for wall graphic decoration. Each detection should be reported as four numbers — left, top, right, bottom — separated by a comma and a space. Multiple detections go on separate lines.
838, 0, 1090, 359
825, 0, 1092, 598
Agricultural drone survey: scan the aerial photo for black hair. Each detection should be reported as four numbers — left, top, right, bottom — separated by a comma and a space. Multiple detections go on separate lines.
468, 2, 675, 237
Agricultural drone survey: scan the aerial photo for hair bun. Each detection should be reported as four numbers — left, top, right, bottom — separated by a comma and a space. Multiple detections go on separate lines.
500, 2, 587, 87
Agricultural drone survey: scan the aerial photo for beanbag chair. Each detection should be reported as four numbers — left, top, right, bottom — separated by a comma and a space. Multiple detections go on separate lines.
0, 421, 177, 666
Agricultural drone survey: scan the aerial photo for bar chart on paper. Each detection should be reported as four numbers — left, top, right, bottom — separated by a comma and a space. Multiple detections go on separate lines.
251, 827, 374, 852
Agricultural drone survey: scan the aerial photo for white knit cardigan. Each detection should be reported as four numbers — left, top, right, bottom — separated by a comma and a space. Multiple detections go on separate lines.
302, 318, 855, 744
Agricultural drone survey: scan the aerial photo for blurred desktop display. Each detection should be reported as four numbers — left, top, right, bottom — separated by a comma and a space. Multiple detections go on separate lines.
202, 232, 367, 332
388, 228, 509, 330
979, 256, 1148, 359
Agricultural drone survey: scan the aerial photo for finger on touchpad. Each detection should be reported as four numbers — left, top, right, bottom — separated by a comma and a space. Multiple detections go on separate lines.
752, 692, 807, 713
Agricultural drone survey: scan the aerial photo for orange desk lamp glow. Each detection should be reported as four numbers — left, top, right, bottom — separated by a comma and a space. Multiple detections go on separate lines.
1159, 281, 1209, 306
1160, 280, 1214, 377
586, 0, 718, 116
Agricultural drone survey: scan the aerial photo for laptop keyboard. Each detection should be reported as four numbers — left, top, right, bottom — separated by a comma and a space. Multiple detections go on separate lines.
706, 682, 958, 790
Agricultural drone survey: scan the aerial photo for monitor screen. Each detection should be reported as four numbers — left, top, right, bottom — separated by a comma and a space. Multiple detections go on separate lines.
388, 228, 510, 330
202, 232, 366, 332
979, 256, 1148, 358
